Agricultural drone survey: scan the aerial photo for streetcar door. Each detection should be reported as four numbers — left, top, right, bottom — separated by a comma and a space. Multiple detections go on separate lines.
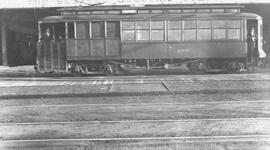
246, 20, 258, 65
106, 21, 121, 57
37, 22, 66, 71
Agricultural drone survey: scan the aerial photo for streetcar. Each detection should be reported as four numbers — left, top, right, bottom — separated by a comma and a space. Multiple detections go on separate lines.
36, 4, 264, 74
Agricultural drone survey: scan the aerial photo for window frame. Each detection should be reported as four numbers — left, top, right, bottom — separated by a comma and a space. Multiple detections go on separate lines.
227, 19, 241, 41
197, 19, 212, 41
75, 21, 90, 40
106, 21, 120, 38
136, 21, 150, 41
183, 19, 197, 41
122, 20, 166, 42
66, 22, 75, 39
167, 20, 182, 42
150, 20, 165, 41
91, 21, 105, 39
212, 19, 227, 40
122, 21, 136, 41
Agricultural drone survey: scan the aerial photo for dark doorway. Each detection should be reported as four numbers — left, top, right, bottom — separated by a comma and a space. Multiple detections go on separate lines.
247, 19, 258, 66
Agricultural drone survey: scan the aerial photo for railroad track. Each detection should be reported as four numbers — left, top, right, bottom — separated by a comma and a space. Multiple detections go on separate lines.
1, 74, 270, 149
1, 91, 270, 149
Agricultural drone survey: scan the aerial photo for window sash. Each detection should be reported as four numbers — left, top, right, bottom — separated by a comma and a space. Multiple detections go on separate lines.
76, 22, 89, 39
228, 20, 241, 28
107, 21, 120, 37
183, 29, 196, 41
136, 21, 150, 29
228, 29, 240, 40
197, 29, 211, 40
151, 21, 164, 29
213, 20, 227, 28
151, 30, 164, 40
183, 20, 196, 29
122, 21, 135, 30
91, 21, 105, 38
168, 20, 182, 29
197, 20, 211, 29
213, 29, 226, 40
122, 30, 135, 41
136, 30, 150, 41
168, 29, 181, 41
67, 22, 75, 39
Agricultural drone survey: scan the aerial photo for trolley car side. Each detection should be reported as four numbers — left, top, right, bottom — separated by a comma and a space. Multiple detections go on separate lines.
36, 5, 264, 74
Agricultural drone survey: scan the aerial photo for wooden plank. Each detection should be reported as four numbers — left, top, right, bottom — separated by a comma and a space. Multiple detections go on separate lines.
1, 136, 270, 150
1, 118, 270, 140
1, 102, 270, 123
1, 93, 270, 107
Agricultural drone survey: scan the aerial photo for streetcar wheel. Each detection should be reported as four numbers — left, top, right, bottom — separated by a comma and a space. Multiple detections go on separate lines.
103, 63, 121, 75
189, 60, 208, 74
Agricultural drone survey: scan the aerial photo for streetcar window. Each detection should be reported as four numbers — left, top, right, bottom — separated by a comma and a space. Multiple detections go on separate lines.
151, 21, 164, 29
225, 9, 240, 13
183, 9, 196, 13
151, 21, 164, 41
77, 11, 91, 15
54, 23, 65, 41
92, 11, 106, 14
123, 30, 135, 41
151, 10, 163, 14
213, 20, 226, 28
198, 29, 211, 40
62, 11, 76, 15
228, 20, 241, 28
137, 30, 149, 41
228, 29, 240, 40
168, 20, 182, 29
123, 21, 135, 30
107, 21, 120, 37
213, 20, 227, 40
197, 20, 211, 40
197, 20, 211, 28
183, 20, 196, 41
138, 10, 150, 14
136, 21, 150, 41
211, 9, 224, 13
76, 22, 89, 39
136, 21, 150, 29
122, 21, 135, 41
168, 20, 182, 41
67, 22, 75, 39
91, 21, 105, 38
107, 10, 121, 14
167, 9, 181, 13
183, 20, 196, 29
228, 20, 241, 40
197, 9, 210, 13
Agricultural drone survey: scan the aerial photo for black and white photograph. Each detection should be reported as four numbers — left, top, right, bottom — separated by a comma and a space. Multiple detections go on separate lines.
1, 0, 270, 149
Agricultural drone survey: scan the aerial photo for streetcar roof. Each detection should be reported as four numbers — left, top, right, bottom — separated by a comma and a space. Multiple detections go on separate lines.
39, 12, 262, 23
58, 4, 244, 11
